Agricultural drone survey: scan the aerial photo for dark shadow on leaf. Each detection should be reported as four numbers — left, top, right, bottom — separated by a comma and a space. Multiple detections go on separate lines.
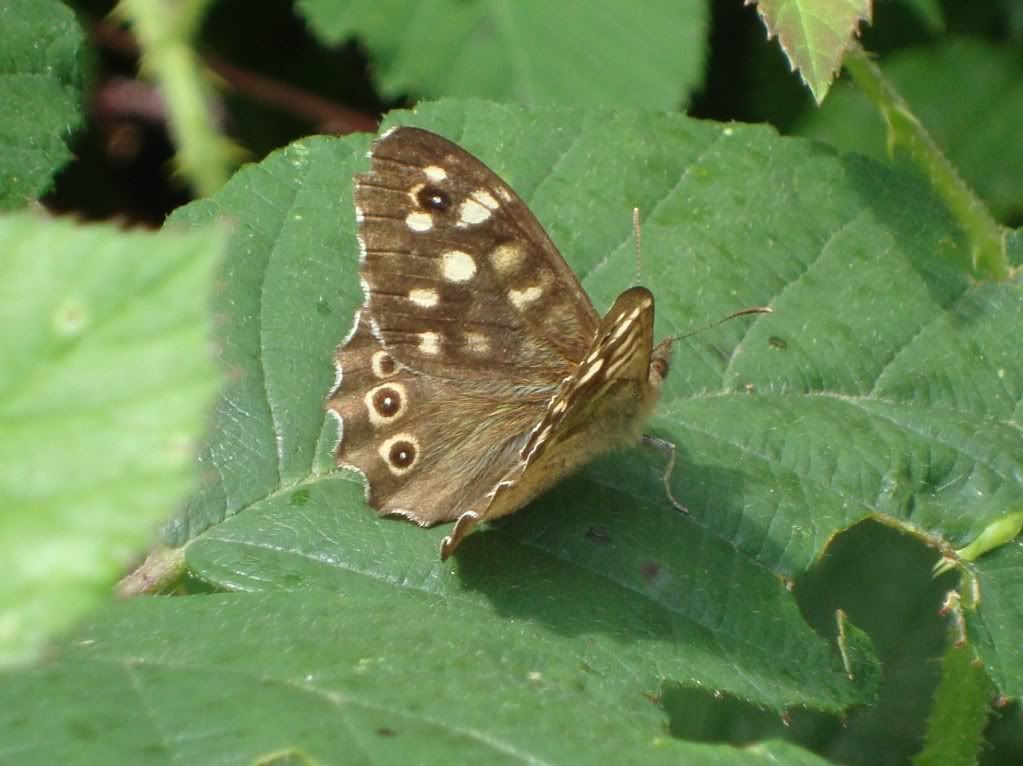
650, 520, 975, 766
842, 153, 974, 308
450, 446, 783, 644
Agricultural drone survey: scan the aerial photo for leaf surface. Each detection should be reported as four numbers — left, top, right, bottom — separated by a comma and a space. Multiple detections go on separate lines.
0, 591, 833, 765
0, 0, 85, 208
797, 38, 1023, 224
754, 0, 872, 103
0, 213, 224, 665
7, 101, 1022, 761
296, 0, 706, 108
177, 100, 1022, 707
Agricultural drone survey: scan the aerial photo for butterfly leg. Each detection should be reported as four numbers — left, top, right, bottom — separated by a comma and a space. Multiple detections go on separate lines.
641, 434, 688, 513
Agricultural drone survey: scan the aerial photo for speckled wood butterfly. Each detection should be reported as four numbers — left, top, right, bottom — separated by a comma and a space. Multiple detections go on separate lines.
327, 126, 768, 559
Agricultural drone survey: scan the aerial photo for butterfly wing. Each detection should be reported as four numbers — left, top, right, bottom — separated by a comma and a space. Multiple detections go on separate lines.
328, 313, 546, 525
440, 287, 661, 558
331, 126, 601, 527
354, 126, 599, 384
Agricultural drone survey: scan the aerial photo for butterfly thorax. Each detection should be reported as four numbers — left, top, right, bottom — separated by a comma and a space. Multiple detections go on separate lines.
482, 285, 668, 521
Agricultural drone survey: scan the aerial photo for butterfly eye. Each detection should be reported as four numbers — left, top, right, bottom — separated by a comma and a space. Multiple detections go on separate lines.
651, 356, 669, 378
377, 432, 420, 476
389, 440, 417, 468
365, 383, 408, 426
416, 185, 451, 212
372, 386, 402, 417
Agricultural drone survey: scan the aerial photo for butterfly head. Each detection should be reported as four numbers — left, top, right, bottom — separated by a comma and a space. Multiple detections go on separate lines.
650, 336, 673, 382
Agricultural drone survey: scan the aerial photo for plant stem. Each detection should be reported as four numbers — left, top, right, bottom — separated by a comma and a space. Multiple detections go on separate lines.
115, 546, 187, 597
843, 46, 1010, 282
117, 0, 236, 197
912, 639, 993, 766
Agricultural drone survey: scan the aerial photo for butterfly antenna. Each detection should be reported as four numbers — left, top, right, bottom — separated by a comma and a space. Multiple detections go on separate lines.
667, 305, 772, 345
631, 207, 642, 286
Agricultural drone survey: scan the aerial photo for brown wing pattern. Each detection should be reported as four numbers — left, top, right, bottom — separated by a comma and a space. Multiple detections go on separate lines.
440, 288, 659, 558
334, 127, 659, 540
354, 126, 599, 386
328, 312, 548, 525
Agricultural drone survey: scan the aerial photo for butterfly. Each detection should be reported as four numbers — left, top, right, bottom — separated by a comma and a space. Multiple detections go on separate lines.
327, 126, 768, 560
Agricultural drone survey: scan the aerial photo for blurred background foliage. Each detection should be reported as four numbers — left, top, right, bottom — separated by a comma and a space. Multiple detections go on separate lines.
51, 0, 1023, 227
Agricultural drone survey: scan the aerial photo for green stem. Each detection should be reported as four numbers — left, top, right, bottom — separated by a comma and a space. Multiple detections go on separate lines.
115, 545, 187, 597
912, 639, 993, 766
117, 0, 235, 197
843, 46, 1010, 282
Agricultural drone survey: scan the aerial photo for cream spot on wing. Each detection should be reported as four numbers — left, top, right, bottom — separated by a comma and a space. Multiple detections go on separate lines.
441, 250, 477, 282
423, 165, 447, 182
330, 355, 343, 395
473, 190, 499, 210
604, 353, 634, 379
419, 331, 440, 355
458, 198, 491, 226
406, 211, 433, 232
578, 358, 604, 384
552, 399, 567, 415
464, 332, 491, 354
327, 406, 343, 446
489, 243, 525, 275
508, 285, 543, 310
378, 433, 420, 476
610, 316, 635, 341
364, 382, 408, 427
408, 288, 439, 307
496, 187, 513, 203
534, 424, 554, 447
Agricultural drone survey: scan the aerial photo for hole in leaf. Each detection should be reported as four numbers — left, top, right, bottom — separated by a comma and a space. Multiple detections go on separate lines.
661, 520, 966, 765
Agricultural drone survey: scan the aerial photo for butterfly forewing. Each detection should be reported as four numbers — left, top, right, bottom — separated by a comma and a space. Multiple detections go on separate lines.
354, 126, 599, 384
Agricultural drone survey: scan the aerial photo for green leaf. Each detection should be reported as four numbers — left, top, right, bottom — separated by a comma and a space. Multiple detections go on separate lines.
14, 100, 1023, 759
0, 212, 224, 666
796, 38, 1023, 225
665, 521, 974, 765
0, 0, 87, 208
0, 591, 832, 765
174, 100, 1022, 708
295, 0, 707, 108
934, 508, 1023, 575
897, 0, 945, 32
754, 0, 872, 103
913, 643, 993, 766
964, 544, 1023, 700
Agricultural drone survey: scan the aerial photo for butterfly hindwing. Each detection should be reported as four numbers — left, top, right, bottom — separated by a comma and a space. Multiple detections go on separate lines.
329, 312, 548, 525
